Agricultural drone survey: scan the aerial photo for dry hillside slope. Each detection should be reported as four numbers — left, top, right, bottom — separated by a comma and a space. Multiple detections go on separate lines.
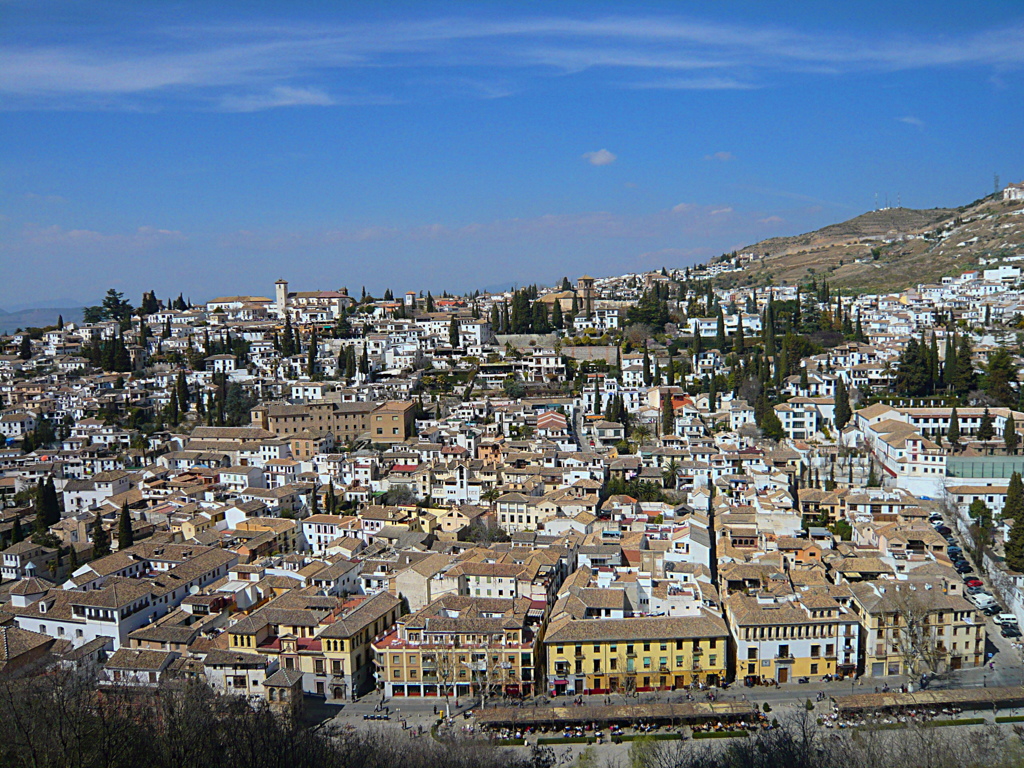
717, 193, 1024, 294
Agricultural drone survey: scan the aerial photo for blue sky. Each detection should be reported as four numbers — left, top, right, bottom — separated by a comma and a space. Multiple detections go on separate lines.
1, 1, 1022, 307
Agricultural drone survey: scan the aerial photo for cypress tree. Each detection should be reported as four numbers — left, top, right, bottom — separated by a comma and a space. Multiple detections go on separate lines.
867, 462, 879, 488
1005, 517, 1024, 573
12, 514, 24, 544
168, 389, 180, 424
733, 313, 745, 354
307, 325, 319, 377
449, 316, 459, 348
282, 315, 295, 357
715, 306, 727, 350
642, 344, 652, 386
91, 520, 111, 559
978, 407, 994, 441
662, 395, 674, 436
177, 370, 190, 414
551, 300, 563, 330
118, 501, 134, 550
1006, 413, 1020, 455
43, 477, 60, 526
943, 330, 957, 389
834, 378, 851, 431
947, 406, 960, 446
426, 292, 435, 313
1003, 471, 1024, 522
68, 543, 79, 571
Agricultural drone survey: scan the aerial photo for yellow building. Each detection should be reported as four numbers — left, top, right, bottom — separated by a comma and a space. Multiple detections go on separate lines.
227, 590, 403, 700
319, 591, 403, 701
850, 579, 985, 677
542, 613, 729, 695
725, 588, 861, 684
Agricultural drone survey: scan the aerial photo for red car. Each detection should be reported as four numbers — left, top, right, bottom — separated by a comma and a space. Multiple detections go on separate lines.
964, 578, 983, 588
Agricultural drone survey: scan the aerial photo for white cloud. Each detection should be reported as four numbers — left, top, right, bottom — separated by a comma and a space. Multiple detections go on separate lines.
219, 86, 336, 112
758, 215, 785, 225
704, 151, 734, 162
671, 202, 695, 213
710, 207, 733, 216
629, 77, 757, 91
583, 149, 617, 166
4, 14, 1021, 110
897, 115, 925, 128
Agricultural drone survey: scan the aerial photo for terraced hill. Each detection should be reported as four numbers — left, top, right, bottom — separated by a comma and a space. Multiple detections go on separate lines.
717, 193, 1024, 294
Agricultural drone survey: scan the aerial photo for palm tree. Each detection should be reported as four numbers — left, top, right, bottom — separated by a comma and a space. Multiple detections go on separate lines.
631, 423, 652, 448
662, 459, 680, 490
481, 487, 501, 513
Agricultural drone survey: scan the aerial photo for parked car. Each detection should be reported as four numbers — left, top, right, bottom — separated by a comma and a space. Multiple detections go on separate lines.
935, 525, 952, 535
984, 604, 1003, 616
966, 586, 988, 595
956, 563, 974, 574
964, 578, 984, 587
996, 614, 1019, 626
1001, 625, 1022, 639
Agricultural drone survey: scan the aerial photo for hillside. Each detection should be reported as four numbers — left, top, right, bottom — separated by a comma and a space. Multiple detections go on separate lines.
717, 193, 1024, 294
0, 307, 84, 335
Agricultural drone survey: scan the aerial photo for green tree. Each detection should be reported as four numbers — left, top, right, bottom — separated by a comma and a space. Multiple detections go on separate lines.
449, 316, 459, 348
1003, 471, 1024, 522
953, 335, 976, 396
118, 501, 134, 550
91, 519, 111, 559
18, 335, 32, 360
978, 408, 995, 441
715, 306, 727, 350
306, 325, 319, 377
551, 300, 563, 330
984, 347, 1018, 407
1005, 517, 1024, 573
425, 291, 435, 313
834, 378, 851, 431
1006, 413, 1020, 455
101, 288, 134, 322
661, 396, 674, 437
947, 406, 960, 446
281, 315, 295, 357
176, 370, 190, 414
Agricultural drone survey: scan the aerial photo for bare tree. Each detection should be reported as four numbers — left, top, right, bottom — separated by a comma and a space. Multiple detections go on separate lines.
883, 583, 951, 677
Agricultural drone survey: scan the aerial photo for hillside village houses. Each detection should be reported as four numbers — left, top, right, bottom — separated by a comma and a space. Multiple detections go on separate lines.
10, 233, 1024, 711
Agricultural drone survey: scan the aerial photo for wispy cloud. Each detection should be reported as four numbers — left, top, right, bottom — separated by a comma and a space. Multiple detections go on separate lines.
1, 14, 1022, 110
897, 115, 925, 128
22, 224, 185, 249
219, 86, 336, 112
758, 215, 785, 225
629, 77, 757, 91
583, 148, 617, 166
704, 151, 735, 162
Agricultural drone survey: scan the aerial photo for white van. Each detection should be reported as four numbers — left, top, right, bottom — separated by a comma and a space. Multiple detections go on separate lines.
972, 594, 997, 610
996, 613, 1018, 626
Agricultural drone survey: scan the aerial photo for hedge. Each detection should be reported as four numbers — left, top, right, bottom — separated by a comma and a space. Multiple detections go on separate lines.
692, 731, 749, 740
537, 736, 595, 745
922, 718, 986, 728
997, 716, 1024, 723
613, 733, 685, 743
495, 739, 526, 746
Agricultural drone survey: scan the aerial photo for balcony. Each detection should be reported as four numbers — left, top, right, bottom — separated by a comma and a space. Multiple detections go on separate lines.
774, 655, 795, 663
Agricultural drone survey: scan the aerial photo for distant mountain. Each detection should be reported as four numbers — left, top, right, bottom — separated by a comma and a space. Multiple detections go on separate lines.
4, 297, 88, 312
717, 192, 1024, 294
0, 307, 84, 335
